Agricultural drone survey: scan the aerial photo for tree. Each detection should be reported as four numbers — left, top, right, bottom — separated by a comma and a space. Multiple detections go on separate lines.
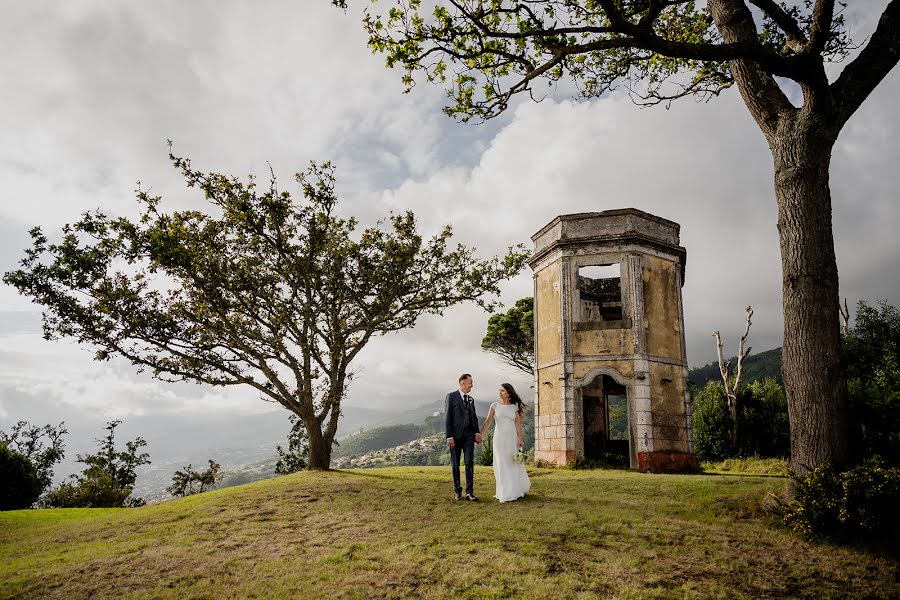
0, 445, 42, 510
275, 415, 309, 475
482, 296, 534, 376
0, 420, 67, 495
335, 0, 900, 473
843, 300, 900, 466
713, 305, 753, 452
43, 420, 150, 508
3, 151, 529, 470
167, 460, 222, 497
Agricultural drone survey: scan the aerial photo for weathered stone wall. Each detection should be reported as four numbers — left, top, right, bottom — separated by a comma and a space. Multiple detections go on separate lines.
642, 256, 683, 361
529, 210, 696, 472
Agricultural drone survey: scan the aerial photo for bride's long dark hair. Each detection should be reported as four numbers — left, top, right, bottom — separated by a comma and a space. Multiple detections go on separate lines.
501, 383, 525, 416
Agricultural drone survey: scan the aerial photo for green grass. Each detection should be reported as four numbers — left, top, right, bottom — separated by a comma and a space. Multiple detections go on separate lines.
1, 467, 897, 599
701, 456, 791, 477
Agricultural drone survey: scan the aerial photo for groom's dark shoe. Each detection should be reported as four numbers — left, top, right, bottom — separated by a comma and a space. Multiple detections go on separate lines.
454, 492, 462, 501
466, 493, 478, 502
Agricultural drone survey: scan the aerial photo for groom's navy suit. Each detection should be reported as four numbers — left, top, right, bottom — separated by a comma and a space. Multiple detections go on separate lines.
445, 390, 479, 496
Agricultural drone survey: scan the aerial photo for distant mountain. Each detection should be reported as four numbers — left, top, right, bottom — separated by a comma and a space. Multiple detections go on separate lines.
125, 403, 402, 502
688, 347, 782, 389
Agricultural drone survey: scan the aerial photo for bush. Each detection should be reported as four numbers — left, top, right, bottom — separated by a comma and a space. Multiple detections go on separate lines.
0, 445, 42, 510
781, 462, 900, 541
42, 420, 149, 508
843, 300, 900, 466
275, 415, 308, 475
42, 471, 142, 508
478, 432, 493, 466
692, 381, 732, 461
739, 378, 790, 458
691, 378, 789, 461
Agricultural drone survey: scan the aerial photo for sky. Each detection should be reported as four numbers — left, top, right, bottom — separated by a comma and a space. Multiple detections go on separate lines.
1, 1, 898, 463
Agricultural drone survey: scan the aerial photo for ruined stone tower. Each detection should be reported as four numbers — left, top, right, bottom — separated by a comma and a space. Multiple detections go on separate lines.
529, 209, 697, 472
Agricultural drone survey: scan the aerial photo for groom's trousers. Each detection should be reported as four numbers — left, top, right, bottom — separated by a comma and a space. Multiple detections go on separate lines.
450, 434, 475, 496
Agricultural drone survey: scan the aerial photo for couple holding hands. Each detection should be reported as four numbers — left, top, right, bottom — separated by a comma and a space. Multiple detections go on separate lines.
445, 373, 531, 502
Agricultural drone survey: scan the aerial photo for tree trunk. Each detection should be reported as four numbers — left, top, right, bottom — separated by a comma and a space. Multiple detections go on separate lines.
305, 419, 332, 470
771, 118, 848, 474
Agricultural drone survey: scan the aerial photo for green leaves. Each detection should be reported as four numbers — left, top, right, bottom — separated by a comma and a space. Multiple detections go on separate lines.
3, 152, 528, 468
482, 296, 534, 375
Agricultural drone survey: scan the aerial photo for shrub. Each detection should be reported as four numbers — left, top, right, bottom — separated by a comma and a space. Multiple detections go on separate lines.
691, 378, 789, 461
738, 378, 790, 458
478, 432, 493, 466
781, 462, 900, 540
0, 445, 42, 510
0, 421, 67, 496
275, 415, 308, 474
691, 381, 732, 461
42, 420, 149, 508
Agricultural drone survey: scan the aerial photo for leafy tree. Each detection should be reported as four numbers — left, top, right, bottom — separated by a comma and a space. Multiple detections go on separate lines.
0, 445, 42, 510
167, 460, 222, 497
692, 381, 732, 461
275, 415, 309, 475
43, 420, 150, 508
336, 0, 900, 473
0, 420, 67, 495
692, 377, 789, 460
482, 296, 534, 376
740, 377, 790, 458
843, 300, 900, 466
3, 151, 528, 470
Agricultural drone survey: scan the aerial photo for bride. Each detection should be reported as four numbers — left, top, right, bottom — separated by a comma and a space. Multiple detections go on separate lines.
479, 383, 531, 502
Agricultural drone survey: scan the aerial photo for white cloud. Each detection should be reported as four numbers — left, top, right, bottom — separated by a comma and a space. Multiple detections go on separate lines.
1, 0, 898, 436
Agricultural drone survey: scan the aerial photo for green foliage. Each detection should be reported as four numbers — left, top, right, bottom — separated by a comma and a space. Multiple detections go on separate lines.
0, 445, 42, 510
688, 348, 782, 388
843, 300, 900, 466
275, 415, 309, 475
3, 151, 528, 469
334, 1, 853, 121
781, 462, 900, 542
0, 420, 67, 496
478, 431, 493, 466
167, 460, 222, 497
692, 378, 789, 461
739, 378, 790, 458
691, 381, 732, 461
481, 296, 533, 375
43, 421, 149, 508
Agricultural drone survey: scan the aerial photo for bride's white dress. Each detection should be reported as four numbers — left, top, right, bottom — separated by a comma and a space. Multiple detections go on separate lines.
490, 402, 531, 502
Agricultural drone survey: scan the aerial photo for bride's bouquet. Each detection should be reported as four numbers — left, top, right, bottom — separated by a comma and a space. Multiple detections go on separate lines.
513, 448, 528, 464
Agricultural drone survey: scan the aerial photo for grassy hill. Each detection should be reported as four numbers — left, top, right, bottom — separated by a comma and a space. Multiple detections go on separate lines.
689, 347, 783, 388
2, 467, 897, 598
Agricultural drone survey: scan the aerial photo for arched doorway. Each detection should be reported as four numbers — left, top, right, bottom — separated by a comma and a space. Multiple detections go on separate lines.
578, 370, 631, 465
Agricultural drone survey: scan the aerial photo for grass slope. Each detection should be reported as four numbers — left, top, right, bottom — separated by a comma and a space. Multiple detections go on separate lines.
2, 468, 897, 599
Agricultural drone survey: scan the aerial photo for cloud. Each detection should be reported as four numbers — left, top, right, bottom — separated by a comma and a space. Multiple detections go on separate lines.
1, 0, 898, 440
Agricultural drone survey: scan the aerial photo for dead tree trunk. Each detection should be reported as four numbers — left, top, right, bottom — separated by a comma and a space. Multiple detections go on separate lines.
713, 306, 753, 452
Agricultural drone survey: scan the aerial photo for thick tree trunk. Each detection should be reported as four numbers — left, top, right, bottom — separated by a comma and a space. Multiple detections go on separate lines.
772, 119, 848, 474
305, 420, 332, 470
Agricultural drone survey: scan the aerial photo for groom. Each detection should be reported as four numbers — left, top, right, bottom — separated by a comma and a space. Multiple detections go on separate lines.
445, 373, 481, 501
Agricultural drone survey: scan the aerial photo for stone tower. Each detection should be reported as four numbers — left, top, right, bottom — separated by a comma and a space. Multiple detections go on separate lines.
529, 209, 697, 472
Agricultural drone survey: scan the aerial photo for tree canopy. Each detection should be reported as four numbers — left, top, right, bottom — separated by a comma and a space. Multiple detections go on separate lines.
482, 296, 534, 376
4, 149, 529, 469
335, 0, 900, 473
